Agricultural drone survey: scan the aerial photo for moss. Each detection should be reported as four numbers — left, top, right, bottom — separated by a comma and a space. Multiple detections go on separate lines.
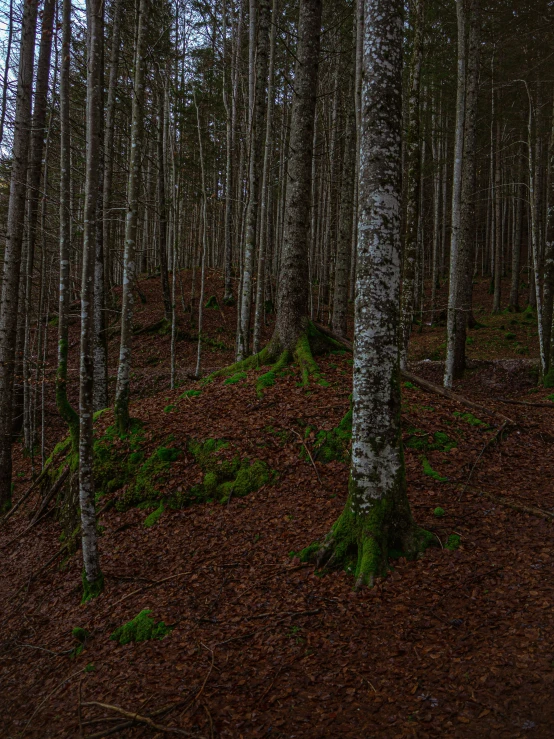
294, 332, 320, 386
505, 332, 516, 340
180, 389, 202, 399
256, 350, 291, 397
120, 446, 181, 509
403, 381, 415, 389
309, 408, 352, 463
81, 570, 104, 604
110, 609, 173, 645
186, 438, 272, 506
301, 488, 434, 587
434, 506, 446, 517
224, 371, 247, 385
205, 295, 219, 309
163, 405, 176, 413
406, 430, 456, 453
453, 411, 486, 427
70, 627, 90, 658
144, 502, 164, 527
445, 534, 461, 550
422, 457, 448, 482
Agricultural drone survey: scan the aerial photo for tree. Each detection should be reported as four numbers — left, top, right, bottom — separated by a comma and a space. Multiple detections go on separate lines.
0, 0, 39, 511
80, 0, 105, 601
303, 0, 431, 588
114, 0, 149, 434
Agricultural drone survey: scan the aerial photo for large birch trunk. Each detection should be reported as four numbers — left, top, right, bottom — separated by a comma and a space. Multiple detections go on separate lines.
306, 0, 430, 588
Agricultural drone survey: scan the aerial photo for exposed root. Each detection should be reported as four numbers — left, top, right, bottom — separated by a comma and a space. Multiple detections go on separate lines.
300, 496, 434, 588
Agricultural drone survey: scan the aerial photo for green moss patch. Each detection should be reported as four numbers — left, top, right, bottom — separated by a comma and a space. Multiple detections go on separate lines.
110, 610, 173, 645
180, 389, 202, 399
445, 534, 461, 551
184, 438, 273, 505
144, 502, 164, 528
453, 411, 487, 427
70, 627, 90, 658
224, 371, 247, 385
205, 295, 219, 309
406, 430, 456, 452
306, 408, 352, 464
433, 507, 445, 517
421, 457, 448, 482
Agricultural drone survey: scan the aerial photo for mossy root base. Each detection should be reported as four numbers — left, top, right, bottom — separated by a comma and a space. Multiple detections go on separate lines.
300, 498, 434, 589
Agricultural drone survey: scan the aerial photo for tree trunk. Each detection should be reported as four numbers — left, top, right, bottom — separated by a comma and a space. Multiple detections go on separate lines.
157, 85, 171, 320
114, 0, 148, 434
331, 40, 356, 339
492, 119, 502, 313
445, 0, 480, 382
443, 0, 467, 388
56, 0, 79, 449
270, 0, 323, 354
80, 0, 104, 599
399, 0, 424, 368
0, 0, 38, 510
237, 0, 271, 360
308, 0, 430, 588
509, 156, 523, 311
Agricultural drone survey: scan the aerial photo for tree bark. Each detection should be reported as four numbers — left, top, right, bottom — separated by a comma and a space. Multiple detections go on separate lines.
271, 0, 323, 354
310, 0, 430, 588
114, 0, 149, 434
399, 0, 424, 369
0, 0, 38, 510
80, 0, 104, 598
56, 0, 79, 449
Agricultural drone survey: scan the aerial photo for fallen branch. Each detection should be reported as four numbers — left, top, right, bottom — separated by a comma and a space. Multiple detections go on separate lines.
313, 322, 514, 426
31, 465, 70, 525
82, 702, 199, 737
467, 487, 554, 520
1, 456, 58, 523
291, 429, 323, 485
496, 397, 554, 408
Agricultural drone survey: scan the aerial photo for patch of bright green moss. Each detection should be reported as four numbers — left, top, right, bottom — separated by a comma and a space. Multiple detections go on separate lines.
224, 371, 247, 385
433, 507, 445, 517
308, 409, 352, 464
144, 502, 164, 527
453, 411, 486, 427
180, 389, 202, 399
110, 610, 173, 645
445, 534, 461, 550
406, 430, 455, 452
421, 457, 448, 482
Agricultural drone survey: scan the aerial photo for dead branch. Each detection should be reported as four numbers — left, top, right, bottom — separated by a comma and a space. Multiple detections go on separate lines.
468, 487, 554, 520
81, 702, 200, 737
496, 397, 554, 408
313, 322, 514, 426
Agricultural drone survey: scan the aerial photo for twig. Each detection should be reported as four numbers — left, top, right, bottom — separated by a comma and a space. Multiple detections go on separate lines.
24, 668, 84, 732
246, 608, 321, 621
202, 704, 214, 739
291, 428, 323, 485
78, 679, 84, 739
82, 702, 200, 737
1, 456, 56, 523
458, 421, 508, 501
15, 640, 73, 657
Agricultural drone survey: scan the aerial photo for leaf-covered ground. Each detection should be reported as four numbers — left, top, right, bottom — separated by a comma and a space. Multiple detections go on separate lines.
1, 272, 553, 738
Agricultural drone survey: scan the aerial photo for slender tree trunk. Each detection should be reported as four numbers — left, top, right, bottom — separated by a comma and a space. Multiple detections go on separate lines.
0, 0, 38, 510
56, 0, 79, 448
0, 0, 14, 146
443, 0, 467, 389
102, 0, 123, 298
509, 156, 523, 311
253, 0, 278, 354
331, 43, 356, 338
114, 0, 148, 434
80, 0, 104, 599
93, 7, 108, 412
399, 0, 424, 369
270, 0, 323, 354
311, 0, 430, 588
157, 86, 171, 320
237, 0, 271, 360
492, 118, 502, 312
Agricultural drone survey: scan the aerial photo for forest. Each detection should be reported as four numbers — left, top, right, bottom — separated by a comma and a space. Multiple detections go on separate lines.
0, 0, 553, 736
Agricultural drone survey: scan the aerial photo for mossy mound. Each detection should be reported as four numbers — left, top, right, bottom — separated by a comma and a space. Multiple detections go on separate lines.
406, 429, 456, 452
453, 411, 487, 427
305, 408, 352, 464
205, 295, 219, 309
186, 438, 273, 505
421, 457, 448, 482
118, 445, 181, 510
110, 609, 173, 645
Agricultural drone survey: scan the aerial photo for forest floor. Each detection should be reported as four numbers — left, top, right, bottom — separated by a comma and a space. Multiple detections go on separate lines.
1, 272, 553, 738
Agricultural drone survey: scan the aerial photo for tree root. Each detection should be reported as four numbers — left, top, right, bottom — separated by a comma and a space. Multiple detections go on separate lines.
300, 497, 434, 589
205, 322, 339, 393
466, 486, 554, 521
